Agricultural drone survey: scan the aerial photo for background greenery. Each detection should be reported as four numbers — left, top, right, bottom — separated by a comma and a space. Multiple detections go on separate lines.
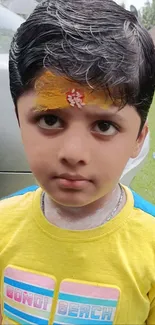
131, 98, 155, 204
141, 0, 155, 30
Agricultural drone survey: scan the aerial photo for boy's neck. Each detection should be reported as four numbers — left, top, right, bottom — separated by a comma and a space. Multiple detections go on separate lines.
42, 184, 126, 231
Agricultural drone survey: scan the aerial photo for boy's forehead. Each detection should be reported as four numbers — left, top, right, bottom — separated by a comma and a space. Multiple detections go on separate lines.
35, 70, 116, 111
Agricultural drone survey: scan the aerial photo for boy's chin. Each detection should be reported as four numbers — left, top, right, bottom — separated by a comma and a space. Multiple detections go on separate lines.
48, 192, 97, 208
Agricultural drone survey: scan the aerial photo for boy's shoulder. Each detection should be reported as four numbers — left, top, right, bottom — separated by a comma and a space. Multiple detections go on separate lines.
131, 189, 155, 217
125, 187, 155, 240
0, 187, 40, 250
0, 192, 31, 212
0, 186, 39, 224
0, 185, 39, 210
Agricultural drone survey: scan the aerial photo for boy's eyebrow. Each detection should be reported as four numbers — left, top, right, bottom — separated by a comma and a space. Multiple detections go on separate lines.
29, 106, 126, 122
85, 108, 125, 120
84, 106, 127, 123
87, 112, 127, 124
29, 107, 64, 115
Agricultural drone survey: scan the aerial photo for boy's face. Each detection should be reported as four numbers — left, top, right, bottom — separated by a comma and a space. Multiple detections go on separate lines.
17, 88, 147, 207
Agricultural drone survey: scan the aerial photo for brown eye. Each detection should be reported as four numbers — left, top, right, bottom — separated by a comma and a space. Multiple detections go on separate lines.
93, 121, 117, 136
38, 115, 62, 129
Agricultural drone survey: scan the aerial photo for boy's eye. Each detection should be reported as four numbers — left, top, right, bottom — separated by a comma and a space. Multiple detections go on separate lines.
93, 121, 118, 136
38, 115, 62, 129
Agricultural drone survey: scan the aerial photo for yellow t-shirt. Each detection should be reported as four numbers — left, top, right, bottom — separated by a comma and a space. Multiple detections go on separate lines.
0, 186, 155, 324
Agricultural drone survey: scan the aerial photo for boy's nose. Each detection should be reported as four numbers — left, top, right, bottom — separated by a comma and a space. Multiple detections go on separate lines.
58, 133, 90, 167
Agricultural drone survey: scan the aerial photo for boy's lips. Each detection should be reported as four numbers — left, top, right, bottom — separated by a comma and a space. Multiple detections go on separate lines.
53, 173, 91, 189
56, 173, 89, 181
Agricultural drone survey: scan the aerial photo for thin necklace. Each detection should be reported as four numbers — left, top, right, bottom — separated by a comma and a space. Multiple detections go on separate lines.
41, 184, 124, 226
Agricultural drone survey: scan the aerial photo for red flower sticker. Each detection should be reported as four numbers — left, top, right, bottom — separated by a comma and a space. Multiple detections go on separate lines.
66, 89, 85, 109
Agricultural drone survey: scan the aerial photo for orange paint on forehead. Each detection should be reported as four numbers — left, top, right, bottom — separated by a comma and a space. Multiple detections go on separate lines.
35, 71, 113, 111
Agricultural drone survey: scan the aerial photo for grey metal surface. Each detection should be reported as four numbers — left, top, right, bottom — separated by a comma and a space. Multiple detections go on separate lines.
0, 7, 32, 198
0, 56, 30, 172
0, 173, 35, 198
0, 59, 33, 198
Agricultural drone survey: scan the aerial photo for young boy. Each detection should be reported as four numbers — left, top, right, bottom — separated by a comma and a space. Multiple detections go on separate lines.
1, 0, 155, 323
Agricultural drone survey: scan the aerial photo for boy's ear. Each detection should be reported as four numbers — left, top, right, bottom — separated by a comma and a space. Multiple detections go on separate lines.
130, 122, 149, 159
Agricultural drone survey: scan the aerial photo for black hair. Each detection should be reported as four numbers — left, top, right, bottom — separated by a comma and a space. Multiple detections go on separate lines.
9, 0, 155, 128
